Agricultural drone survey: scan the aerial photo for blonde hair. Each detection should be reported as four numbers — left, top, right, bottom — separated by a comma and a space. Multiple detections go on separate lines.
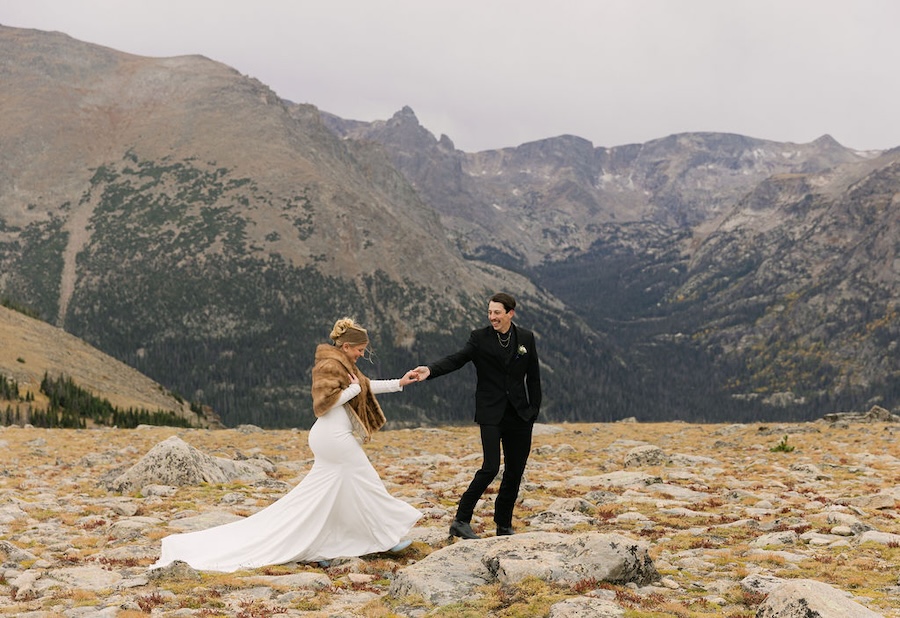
330, 317, 369, 346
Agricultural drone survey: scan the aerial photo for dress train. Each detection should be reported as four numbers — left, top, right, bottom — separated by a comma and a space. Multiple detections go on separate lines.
151, 386, 420, 572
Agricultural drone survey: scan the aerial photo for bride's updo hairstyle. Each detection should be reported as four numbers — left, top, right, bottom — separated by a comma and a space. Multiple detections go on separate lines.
330, 317, 369, 346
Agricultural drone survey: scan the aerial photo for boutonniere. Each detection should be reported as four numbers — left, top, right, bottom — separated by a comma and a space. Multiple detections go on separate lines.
517, 345, 527, 356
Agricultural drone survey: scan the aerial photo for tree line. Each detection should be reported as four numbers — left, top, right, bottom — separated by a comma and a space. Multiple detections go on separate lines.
0, 372, 195, 429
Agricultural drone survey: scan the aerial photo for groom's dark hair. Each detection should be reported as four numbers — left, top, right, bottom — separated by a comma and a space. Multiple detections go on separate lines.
490, 292, 516, 313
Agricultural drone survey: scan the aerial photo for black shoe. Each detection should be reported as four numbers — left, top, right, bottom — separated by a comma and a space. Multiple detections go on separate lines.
496, 525, 515, 536
449, 519, 480, 540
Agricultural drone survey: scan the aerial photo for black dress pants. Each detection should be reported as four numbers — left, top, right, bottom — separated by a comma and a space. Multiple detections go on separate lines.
455, 404, 534, 527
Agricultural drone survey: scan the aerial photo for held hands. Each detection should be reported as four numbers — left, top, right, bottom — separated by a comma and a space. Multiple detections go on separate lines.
399, 366, 430, 386
399, 369, 419, 387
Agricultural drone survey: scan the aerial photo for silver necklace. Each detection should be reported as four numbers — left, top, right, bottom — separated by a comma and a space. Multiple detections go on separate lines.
497, 330, 512, 348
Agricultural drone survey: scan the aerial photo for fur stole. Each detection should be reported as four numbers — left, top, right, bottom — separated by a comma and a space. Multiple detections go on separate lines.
311, 343, 386, 442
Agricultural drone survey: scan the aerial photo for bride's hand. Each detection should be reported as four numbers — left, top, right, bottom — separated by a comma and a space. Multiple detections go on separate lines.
349, 373, 359, 385
399, 369, 419, 386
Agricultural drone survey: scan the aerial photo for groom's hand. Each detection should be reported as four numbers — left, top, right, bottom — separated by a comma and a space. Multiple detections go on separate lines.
413, 366, 431, 380
400, 370, 419, 386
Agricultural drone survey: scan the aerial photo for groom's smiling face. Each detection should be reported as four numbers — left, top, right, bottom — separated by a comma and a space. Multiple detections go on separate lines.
488, 301, 514, 334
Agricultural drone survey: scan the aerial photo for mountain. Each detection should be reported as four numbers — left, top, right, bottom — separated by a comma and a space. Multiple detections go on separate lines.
0, 25, 597, 427
323, 109, 869, 266
2, 24, 898, 427
0, 303, 219, 427
323, 109, 900, 419
679, 152, 900, 404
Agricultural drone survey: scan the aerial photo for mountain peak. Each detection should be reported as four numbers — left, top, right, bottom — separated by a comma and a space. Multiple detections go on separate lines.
811, 134, 842, 148
392, 105, 419, 121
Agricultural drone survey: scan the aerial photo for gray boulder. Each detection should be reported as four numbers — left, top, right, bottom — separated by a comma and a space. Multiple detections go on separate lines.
0, 540, 39, 565
548, 595, 625, 617
624, 444, 665, 468
740, 573, 787, 595
108, 435, 270, 492
757, 579, 883, 618
823, 405, 900, 424
389, 532, 658, 606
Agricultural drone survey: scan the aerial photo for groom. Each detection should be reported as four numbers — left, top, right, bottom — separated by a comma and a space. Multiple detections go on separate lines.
414, 292, 542, 538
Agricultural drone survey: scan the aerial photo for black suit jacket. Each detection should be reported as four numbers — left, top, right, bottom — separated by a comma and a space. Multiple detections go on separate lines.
427, 323, 542, 424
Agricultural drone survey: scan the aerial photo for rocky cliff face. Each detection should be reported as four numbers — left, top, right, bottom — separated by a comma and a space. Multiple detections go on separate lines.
0, 26, 583, 427
681, 152, 900, 402
2, 24, 898, 426
326, 108, 870, 265
325, 107, 899, 418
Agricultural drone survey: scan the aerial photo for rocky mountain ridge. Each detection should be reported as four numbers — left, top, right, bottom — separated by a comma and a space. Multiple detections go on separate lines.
324, 106, 900, 418
323, 107, 878, 264
1, 23, 898, 427
0, 25, 561, 428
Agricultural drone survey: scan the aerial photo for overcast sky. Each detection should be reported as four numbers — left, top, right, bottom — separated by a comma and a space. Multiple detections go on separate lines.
2, 1, 898, 152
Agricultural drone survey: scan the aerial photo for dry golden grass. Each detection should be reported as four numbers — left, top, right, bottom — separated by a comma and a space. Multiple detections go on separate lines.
0, 305, 216, 426
1, 421, 900, 616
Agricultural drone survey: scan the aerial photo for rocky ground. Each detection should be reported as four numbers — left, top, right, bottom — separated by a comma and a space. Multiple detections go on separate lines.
2, 418, 900, 617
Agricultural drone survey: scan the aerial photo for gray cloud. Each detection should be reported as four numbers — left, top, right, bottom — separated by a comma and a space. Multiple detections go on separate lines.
2, 0, 898, 151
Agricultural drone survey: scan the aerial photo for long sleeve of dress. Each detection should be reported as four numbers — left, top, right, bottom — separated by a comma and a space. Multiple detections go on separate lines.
332, 380, 400, 409
334, 383, 361, 408
369, 379, 402, 395
331, 380, 398, 411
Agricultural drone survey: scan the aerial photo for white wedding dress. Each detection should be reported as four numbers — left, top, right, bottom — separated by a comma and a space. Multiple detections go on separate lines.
151, 380, 421, 572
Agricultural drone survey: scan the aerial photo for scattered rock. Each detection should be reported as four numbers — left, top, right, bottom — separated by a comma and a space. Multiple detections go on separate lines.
389, 532, 658, 606
4, 423, 900, 616
856, 530, 900, 546
823, 405, 900, 424
245, 572, 331, 590
148, 559, 202, 581
107, 435, 271, 492
740, 573, 788, 595
751, 530, 800, 548
533, 423, 565, 435
0, 540, 39, 564
624, 444, 665, 468
548, 595, 625, 617
46, 566, 124, 591
757, 578, 883, 617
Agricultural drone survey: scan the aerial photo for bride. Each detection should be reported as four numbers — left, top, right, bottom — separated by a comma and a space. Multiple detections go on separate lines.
151, 318, 422, 572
